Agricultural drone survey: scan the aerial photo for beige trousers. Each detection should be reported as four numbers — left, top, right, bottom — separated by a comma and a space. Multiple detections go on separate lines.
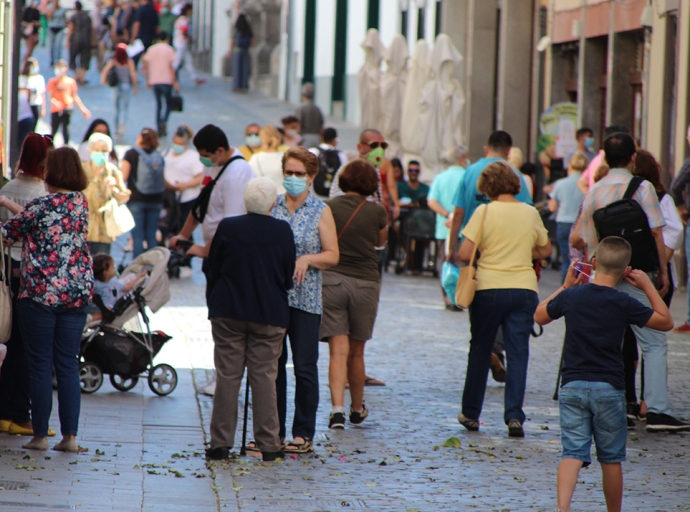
209, 317, 285, 452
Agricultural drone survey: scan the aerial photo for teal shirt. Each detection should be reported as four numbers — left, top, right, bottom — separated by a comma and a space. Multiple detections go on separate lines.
428, 165, 466, 240
397, 181, 430, 205
452, 157, 533, 231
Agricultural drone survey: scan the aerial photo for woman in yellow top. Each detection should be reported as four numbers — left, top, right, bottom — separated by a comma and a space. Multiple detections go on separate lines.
83, 132, 130, 254
457, 161, 551, 438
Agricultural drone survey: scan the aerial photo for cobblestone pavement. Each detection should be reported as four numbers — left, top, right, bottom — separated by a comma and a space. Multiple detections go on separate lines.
2, 43, 689, 511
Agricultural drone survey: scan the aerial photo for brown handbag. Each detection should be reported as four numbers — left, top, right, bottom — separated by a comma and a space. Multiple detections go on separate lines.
455, 204, 488, 308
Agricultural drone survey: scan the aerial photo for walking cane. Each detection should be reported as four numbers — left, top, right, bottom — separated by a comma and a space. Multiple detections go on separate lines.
240, 378, 250, 456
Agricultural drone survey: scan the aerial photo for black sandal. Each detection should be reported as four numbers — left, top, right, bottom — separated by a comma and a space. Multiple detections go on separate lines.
244, 441, 260, 453
283, 438, 313, 454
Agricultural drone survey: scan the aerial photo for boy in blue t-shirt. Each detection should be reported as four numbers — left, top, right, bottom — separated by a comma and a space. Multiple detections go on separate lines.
534, 236, 673, 512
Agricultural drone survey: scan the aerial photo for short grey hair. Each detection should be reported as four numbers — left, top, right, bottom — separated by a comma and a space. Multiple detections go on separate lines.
88, 132, 113, 153
243, 177, 277, 215
301, 83, 315, 100
441, 145, 468, 166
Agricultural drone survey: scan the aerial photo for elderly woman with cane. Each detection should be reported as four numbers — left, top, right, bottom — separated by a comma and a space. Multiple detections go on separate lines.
204, 177, 296, 462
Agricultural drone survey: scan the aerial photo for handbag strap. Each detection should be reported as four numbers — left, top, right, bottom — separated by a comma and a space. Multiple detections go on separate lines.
0, 235, 7, 285
467, 204, 489, 268
338, 198, 367, 240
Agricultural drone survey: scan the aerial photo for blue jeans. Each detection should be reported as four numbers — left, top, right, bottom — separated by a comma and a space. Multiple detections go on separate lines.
276, 308, 321, 440
152, 84, 172, 127
232, 48, 250, 90
113, 82, 131, 128
616, 274, 671, 415
463, 288, 539, 424
49, 28, 64, 65
557, 222, 573, 284
128, 201, 163, 258
17, 298, 88, 437
559, 381, 627, 465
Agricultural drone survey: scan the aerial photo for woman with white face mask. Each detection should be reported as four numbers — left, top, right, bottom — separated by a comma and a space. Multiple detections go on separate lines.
163, 125, 204, 232
83, 132, 131, 255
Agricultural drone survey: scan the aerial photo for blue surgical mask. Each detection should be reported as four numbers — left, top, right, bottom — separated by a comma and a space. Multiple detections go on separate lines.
90, 152, 108, 167
283, 176, 308, 196
199, 156, 214, 167
245, 134, 261, 147
585, 137, 595, 149
172, 143, 185, 155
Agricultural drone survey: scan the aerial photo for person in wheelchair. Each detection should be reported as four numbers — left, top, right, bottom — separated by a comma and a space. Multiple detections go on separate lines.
396, 161, 431, 274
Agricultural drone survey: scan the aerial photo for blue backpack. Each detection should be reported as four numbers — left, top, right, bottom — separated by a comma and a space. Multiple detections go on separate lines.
134, 147, 165, 195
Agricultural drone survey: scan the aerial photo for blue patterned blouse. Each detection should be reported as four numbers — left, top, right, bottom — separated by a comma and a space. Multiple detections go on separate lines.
271, 193, 325, 314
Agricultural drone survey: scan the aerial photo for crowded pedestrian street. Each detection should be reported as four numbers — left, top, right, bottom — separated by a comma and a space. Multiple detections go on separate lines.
0, 41, 689, 511
4, 1, 690, 511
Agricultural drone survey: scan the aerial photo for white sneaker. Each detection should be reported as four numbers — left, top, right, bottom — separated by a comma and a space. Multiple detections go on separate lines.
178, 266, 193, 279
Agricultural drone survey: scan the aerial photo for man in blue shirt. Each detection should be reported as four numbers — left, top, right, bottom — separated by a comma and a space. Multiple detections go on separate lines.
447, 130, 532, 265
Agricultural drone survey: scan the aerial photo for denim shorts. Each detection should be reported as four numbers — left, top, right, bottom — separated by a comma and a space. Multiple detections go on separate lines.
559, 380, 627, 465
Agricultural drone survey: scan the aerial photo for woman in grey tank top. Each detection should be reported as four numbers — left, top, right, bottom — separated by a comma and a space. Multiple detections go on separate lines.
100, 43, 138, 138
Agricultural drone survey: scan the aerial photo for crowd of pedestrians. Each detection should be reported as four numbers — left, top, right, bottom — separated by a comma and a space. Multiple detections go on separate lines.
6, 6, 690, 511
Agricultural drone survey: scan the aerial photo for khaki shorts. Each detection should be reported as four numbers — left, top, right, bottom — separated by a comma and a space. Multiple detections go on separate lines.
319, 271, 381, 341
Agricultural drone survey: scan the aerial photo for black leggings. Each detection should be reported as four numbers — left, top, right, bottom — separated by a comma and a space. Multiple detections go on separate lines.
51, 109, 72, 144
623, 266, 674, 404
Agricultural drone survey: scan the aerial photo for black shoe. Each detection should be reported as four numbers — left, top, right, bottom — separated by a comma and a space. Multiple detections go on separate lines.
627, 417, 636, 429
627, 403, 640, 420
262, 450, 285, 462
507, 419, 525, 437
329, 412, 345, 430
349, 404, 369, 426
205, 446, 230, 460
645, 412, 690, 432
457, 413, 479, 431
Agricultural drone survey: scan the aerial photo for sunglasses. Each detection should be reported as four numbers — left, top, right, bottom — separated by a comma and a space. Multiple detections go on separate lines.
408, 168, 420, 174
367, 141, 389, 150
284, 170, 308, 177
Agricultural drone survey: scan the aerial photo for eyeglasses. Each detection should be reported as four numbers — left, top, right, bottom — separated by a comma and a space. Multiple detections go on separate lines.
367, 141, 389, 150
284, 170, 308, 177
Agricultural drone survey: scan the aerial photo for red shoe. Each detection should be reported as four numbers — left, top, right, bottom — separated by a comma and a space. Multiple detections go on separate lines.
673, 322, 690, 334
194, 78, 207, 86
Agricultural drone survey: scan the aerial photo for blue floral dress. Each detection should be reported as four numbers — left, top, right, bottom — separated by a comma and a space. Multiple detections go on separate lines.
1, 192, 94, 308
271, 193, 325, 315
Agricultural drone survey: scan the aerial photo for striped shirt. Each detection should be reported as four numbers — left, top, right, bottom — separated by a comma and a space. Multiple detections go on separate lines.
579, 168, 664, 257
0, 177, 47, 260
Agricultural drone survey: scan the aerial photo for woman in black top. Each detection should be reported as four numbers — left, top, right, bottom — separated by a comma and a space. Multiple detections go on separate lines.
120, 127, 167, 257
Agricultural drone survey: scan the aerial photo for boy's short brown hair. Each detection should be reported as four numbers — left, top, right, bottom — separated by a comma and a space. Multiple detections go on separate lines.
44, 147, 89, 191
477, 161, 521, 198
595, 237, 632, 278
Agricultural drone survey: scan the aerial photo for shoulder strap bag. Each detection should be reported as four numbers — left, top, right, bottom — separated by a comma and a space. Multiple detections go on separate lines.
337, 198, 367, 240
454, 204, 489, 309
101, 165, 135, 239
0, 236, 12, 344
191, 155, 244, 223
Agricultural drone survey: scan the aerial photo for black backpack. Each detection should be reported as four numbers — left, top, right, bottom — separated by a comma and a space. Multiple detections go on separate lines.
313, 148, 342, 197
191, 156, 244, 223
592, 176, 659, 272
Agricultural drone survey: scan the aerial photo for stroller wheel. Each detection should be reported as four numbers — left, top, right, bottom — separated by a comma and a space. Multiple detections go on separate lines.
110, 374, 139, 392
79, 362, 103, 394
148, 364, 178, 396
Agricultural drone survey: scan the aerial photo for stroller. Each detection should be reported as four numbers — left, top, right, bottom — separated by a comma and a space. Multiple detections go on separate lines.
79, 247, 178, 396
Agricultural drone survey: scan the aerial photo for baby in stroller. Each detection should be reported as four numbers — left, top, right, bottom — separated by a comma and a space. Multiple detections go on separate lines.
80, 247, 177, 395
90, 254, 147, 321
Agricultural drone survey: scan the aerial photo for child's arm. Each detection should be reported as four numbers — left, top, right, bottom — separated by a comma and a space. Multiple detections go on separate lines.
121, 272, 148, 294
534, 262, 583, 326
625, 270, 674, 331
